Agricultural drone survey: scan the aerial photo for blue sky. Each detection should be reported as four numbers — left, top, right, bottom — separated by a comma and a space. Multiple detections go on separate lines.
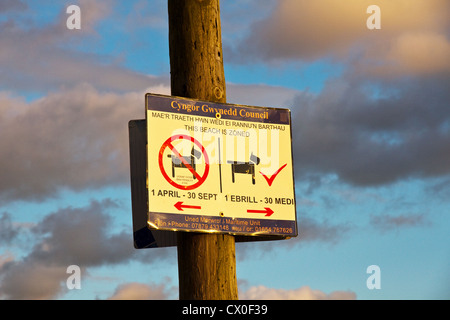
0, 0, 449, 300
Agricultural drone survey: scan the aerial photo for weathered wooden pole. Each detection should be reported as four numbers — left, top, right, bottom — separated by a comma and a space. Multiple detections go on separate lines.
167, 0, 238, 300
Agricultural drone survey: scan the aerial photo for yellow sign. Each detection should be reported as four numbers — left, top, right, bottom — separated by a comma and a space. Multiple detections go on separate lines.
146, 94, 297, 237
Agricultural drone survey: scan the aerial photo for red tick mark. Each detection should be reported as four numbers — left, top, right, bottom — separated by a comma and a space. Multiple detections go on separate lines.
259, 164, 288, 186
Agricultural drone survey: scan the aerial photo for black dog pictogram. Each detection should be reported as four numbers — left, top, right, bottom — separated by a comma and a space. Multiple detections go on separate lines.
227, 153, 260, 185
167, 146, 202, 179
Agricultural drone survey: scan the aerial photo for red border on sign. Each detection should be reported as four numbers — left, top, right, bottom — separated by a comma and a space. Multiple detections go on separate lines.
158, 134, 210, 190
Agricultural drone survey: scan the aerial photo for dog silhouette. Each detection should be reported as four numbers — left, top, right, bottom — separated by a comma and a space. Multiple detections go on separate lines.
227, 153, 260, 185
167, 146, 202, 179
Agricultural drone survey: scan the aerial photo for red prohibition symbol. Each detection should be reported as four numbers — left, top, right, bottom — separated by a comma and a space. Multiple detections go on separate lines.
158, 134, 210, 190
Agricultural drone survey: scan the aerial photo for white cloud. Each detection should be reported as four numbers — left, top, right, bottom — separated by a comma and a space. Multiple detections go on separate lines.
227, 83, 300, 109
108, 281, 175, 300
77, 0, 114, 32
370, 212, 431, 232
384, 32, 450, 75
0, 199, 174, 299
0, 85, 147, 201
0, 253, 15, 269
0, 1, 164, 94
229, 0, 450, 77
240, 285, 356, 300
291, 73, 450, 186
0, 0, 26, 12
0, 260, 69, 300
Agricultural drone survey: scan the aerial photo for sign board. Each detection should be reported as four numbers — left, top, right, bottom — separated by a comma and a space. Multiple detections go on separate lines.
130, 120, 292, 248
145, 93, 297, 238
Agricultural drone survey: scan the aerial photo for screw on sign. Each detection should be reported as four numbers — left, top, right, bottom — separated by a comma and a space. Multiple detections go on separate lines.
158, 134, 210, 190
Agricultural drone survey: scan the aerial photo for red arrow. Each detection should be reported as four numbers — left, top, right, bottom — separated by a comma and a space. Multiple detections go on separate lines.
174, 201, 201, 211
247, 207, 274, 217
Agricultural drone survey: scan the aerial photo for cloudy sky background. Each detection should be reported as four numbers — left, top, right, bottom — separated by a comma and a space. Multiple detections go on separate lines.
1, 0, 449, 299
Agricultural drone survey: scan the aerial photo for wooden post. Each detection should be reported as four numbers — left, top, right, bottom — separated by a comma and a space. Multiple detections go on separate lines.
168, 0, 238, 300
